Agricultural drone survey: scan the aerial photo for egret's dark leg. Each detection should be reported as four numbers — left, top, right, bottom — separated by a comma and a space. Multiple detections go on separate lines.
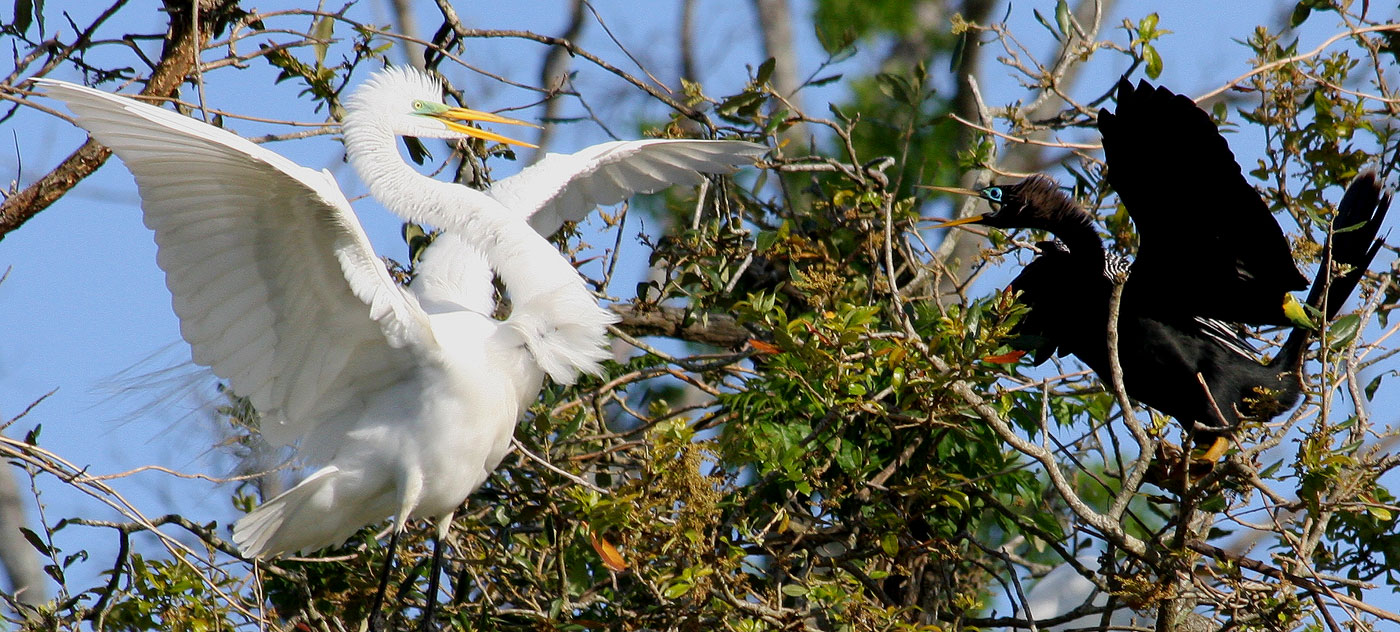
368, 528, 402, 632
419, 534, 448, 632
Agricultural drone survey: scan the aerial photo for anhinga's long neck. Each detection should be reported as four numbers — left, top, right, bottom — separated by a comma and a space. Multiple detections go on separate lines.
1032, 197, 1107, 271
1005, 175, 1108, 267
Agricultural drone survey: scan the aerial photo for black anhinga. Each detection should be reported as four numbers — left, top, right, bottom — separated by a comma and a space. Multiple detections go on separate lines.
929, 80, 1390, 449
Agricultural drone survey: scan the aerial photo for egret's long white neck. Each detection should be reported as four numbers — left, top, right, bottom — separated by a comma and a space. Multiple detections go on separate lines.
340, 116, 615, 383
341, 118, 454, 228
341, 118, 571, 293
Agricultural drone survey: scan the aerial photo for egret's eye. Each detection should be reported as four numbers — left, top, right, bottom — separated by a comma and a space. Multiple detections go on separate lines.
981, 186, 1004, 203
411, 100, 425, 112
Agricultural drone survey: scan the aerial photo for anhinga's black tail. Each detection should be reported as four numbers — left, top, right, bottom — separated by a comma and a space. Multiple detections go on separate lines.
1274, 172, 1391, 373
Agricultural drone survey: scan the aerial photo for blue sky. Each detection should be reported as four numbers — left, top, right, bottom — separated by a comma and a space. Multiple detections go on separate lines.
2, 0, 1396, 622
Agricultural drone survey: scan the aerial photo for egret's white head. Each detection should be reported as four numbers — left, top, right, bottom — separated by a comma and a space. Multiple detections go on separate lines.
344, 66, 536, 147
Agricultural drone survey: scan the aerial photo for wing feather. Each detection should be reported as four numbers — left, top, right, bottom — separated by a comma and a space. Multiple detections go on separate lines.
1005, 242, 1083, 364
38, 79, 436, 450
1099, 79, 1307, 325
487, 139, 765, 235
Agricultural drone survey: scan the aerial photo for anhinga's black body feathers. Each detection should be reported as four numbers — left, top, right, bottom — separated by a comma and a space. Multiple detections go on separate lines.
974, 80, 1391, 434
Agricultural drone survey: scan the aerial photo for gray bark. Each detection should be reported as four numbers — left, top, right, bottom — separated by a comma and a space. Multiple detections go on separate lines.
0, 461, 44, 605
751, 0, 808, 147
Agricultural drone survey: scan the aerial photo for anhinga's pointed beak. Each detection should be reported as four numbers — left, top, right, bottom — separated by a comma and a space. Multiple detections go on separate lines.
919, 185, 982, 197
929, 214, 987, 229
919, 185, 989, 229
433, 106, 541, 149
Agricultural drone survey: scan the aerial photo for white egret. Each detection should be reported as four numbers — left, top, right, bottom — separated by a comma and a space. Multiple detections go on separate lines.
38, 66, 762, 614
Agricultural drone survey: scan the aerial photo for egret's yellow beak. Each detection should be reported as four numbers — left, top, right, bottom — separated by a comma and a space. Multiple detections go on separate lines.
433, 106, 540, 149
918, 185, 988, 229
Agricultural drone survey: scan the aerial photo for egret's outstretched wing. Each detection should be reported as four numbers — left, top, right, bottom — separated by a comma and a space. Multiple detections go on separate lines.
37, 79, 434, 450
488, 139, 765, 235
1098, 79, 1307, 325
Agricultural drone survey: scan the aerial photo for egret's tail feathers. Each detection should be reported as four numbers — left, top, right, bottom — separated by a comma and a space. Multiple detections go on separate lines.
508, 290, 619, 385
232, 466, 371, 558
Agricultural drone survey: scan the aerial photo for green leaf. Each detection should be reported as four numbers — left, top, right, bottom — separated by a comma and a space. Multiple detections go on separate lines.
814, 24, 856, 56
718, 90, 765, 118
557, 408, 586, 440
756, 230, 780, 252
1333, 216, 1372, 234
12, 0, 32, 35
1143, 44, 1163, 79
402, 136, 431, 165
1365, 373, 1386, 401
876, 73, 915, 105
1290, 2, 1312, 27
20, 527, 50, 555
780, 583, 809, 597
663, 582, 692, 599
1282, 294, 1316, 329
755, 57, 776, 86
949, 29, 969, 72
1032, 10, 1061, 42
312, 15, 334, 67
880, 533, 899, 556
1054, 0, 1072, 38
62, 550, 88, 569
1139, 12, 1159, 38
1212, 101, 1228, 121
765, 107, 792, 134
1328, 313, 1361, 350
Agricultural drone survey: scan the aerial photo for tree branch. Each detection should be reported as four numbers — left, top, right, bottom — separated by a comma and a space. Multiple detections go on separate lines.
611, 303, 751, 347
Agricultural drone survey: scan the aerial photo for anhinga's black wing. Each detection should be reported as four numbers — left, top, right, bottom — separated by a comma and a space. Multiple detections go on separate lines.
1098, 79, 1307, 325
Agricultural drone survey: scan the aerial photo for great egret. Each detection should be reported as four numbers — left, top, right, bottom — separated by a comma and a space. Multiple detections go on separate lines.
38, 66, 762, 598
